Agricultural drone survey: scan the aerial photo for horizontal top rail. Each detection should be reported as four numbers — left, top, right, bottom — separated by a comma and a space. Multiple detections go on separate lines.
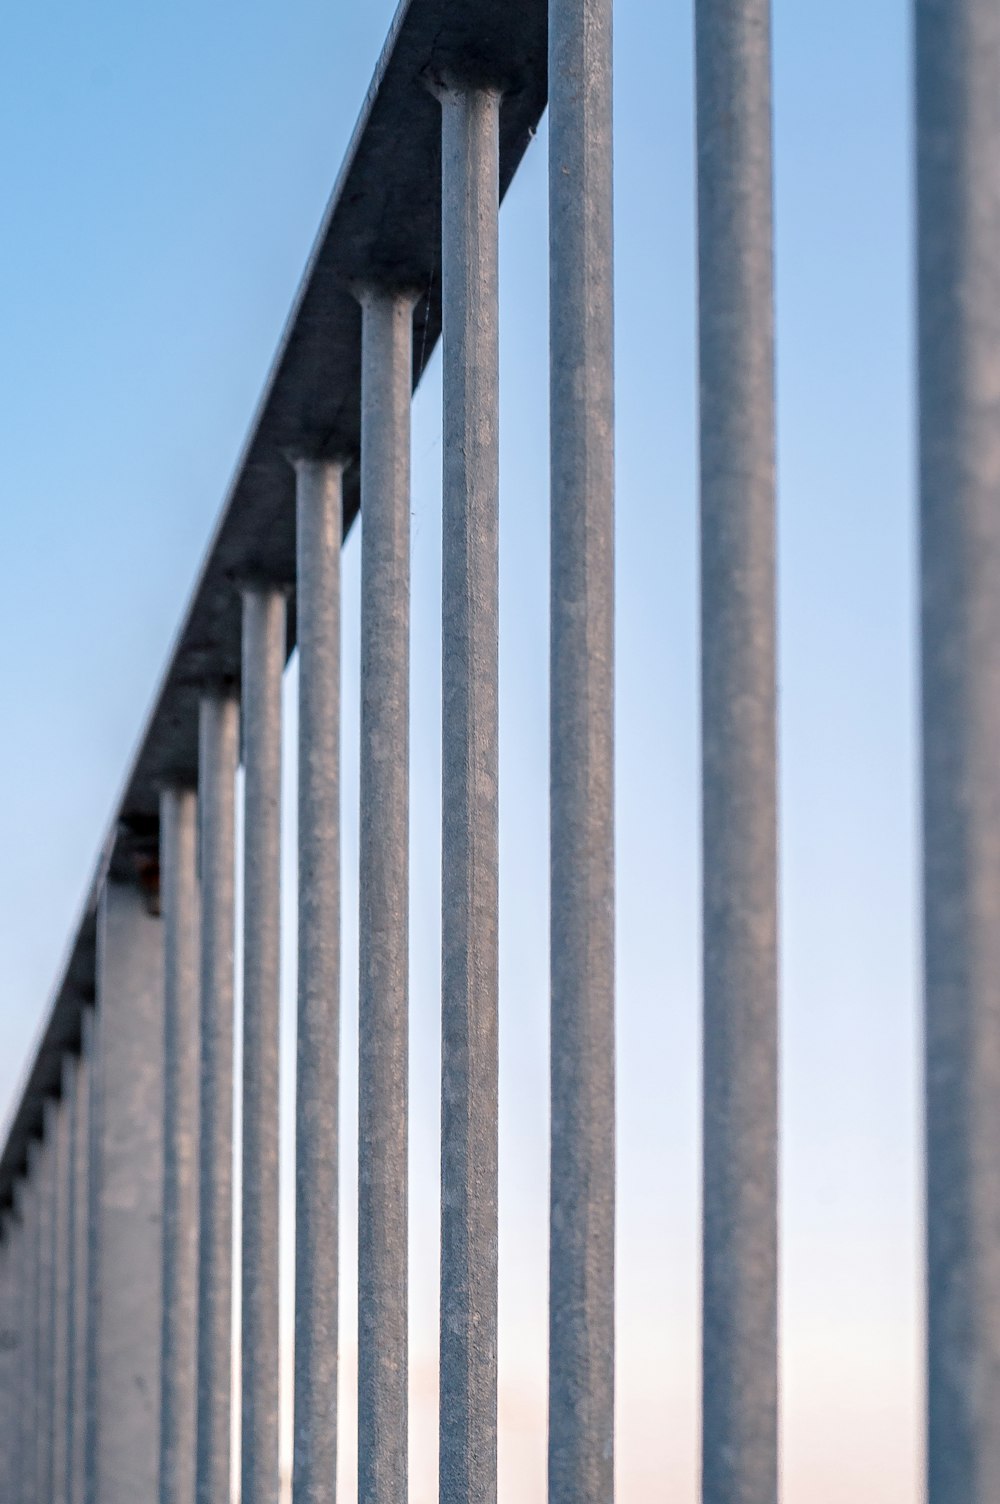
0, 0, 547, 1216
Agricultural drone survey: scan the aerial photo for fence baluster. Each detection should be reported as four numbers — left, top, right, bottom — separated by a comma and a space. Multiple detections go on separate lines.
18, 1167, 37, 1504
196, 690, 239, 1504
0, 1209, 17, 1502
92, 880, 166, 1503
293, 456, 344, 1504
917, 0, 1000, 1497
68, 1012, 94, 1504
37, 1108, 57, 1504
159, 785, 200, 1504
240, 584, 286, 1504
695, 2, 779, 1500
52, 1068, 75, 1504
356, 285, 414, 1504
438, 79, 501, 1504
548, 1, 617, 1499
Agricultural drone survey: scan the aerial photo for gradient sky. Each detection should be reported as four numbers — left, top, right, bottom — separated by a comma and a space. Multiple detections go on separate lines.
0, 1, 918, 1499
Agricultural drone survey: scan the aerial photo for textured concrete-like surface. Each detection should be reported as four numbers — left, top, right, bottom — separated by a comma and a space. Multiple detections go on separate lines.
357, 292, 412, 1504
293, 458, 343, 1504
695, 2, 779, 1501
159, 788, 201, 1504
196, 693, 239, 1504
36, 1115, 57, 1504
92, 879, 165, 1504
21, 1166, 40, 1504
439, 83, 500, 1504
0, 1203, 19, 1502
917, 1, 1000, 1498
83, 1005, 103, 1504
68, 1014, 93, 1504
52, 1075, 75, 1504
547, 3, 616, 1501
240, 587, 285, 1504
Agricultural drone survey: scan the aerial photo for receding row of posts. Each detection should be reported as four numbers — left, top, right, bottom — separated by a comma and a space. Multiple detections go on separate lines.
1, 0, 997, 1500
0, 12, 617, 1498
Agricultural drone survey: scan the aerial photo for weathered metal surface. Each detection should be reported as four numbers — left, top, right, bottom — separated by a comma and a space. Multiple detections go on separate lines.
195, 692, 239, 1504
695, 2, 779, 1500
83, 1006, 101, 1504
240, 586, 285, 1504
91, 879, 165, 1504
357, 291, 412, 1504
0, 0, 548, 1215
52, 1071, 74, 1504
918, 0, 1000, 1498
439, 82, 501, 1504
0, 1197, 20, 1502
37, 1113, 57, 1504
68, 1012, 93, 1504
293, 458, 343, 1504
547, 2, 616, 1501
18, 1170, 38, 1504
159, 787, 201, 1504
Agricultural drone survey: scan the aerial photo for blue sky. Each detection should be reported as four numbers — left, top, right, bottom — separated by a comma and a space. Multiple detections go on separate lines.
0, 1, 918, 1499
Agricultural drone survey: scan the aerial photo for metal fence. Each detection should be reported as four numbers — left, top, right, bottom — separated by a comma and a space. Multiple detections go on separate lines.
0, 0, 995, 1500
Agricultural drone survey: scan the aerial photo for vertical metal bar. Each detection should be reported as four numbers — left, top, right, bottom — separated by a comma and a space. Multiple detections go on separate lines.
18, 1177, 32, 1504
357, 289, 413, 1504
22, 1158, 40, 1504
695, 2, 779, 1500
69, 1012, 94, 1504
38, 1111, 57, 1504
91, 877, 166, 1504
160, 785, 201, 1504
547, 0, 616, 1499
64, 1059, 81, 1504
6, 1189, 24, 1504
53, 1071, 75, 1504
0, 1216, 17, 1504
241, 584, 286, 1504
292, 456, 344, 1504
84, 1003, 103, 1504
917, 2, 1000, 1498
196, 690, 239, 1504
438, 81, 501, 1504
11, 1182, 31, 1504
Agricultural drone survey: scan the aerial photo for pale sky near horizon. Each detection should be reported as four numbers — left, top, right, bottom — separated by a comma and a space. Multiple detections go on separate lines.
0, 2, 919, 1500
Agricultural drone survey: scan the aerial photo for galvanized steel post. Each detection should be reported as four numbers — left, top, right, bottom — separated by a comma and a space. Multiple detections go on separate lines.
21, 1162, 40, 1504
16, 1177, 33, 1504
196, 689, 239, 1504
91, 877, 166, 1503
438, 80, 501, 1504
0, 1214, 17, 1503
548, 1, 616, 1499
293, 456, 343, 1504
917, 1, 1000, 1498
240, 584, 286, 1504
52, 1072, 74, 1504
695, 2, 779, 1501
357, 289, 413, 1504
37, 1110, 57, 1504
68, 1013, 94, 1504
159, 785, 201, 1504
12, 1184, 28, 1504
83, 1003, 104, 1504
20, 1180, 32, 1504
